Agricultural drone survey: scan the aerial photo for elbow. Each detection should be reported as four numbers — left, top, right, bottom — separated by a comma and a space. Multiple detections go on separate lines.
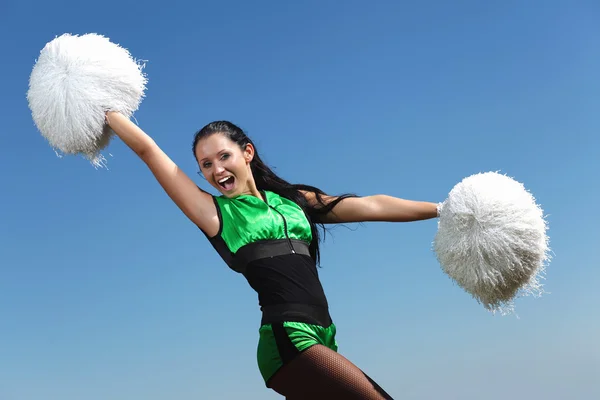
136, 139, 159, 163
137, 145, 150, 161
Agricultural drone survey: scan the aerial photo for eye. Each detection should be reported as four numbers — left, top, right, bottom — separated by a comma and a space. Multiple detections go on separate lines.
202, 161, 212, 169
220, 153, 230, 160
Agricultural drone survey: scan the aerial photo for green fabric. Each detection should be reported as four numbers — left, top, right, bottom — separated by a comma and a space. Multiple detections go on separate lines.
214, 191, 312, 254
256, 322, 338, 384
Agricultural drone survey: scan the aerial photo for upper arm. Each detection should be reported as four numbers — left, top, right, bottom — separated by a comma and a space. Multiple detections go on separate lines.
302, 191, 439, 223
105, 112, 219, 236
301, 190, 372, 224
141, 144, 220, 236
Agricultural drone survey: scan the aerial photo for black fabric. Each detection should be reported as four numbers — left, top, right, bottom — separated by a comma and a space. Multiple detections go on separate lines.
232, 239, 311, 272
198, 196, 236, 270
244, 253, 329, 309
206, 234, 235, 270
204, 235, 332, 326
272, 322, 300, 365
261, 303, 332, 327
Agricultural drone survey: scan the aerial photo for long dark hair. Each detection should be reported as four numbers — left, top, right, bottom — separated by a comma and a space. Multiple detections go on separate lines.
192, 120, 356, 265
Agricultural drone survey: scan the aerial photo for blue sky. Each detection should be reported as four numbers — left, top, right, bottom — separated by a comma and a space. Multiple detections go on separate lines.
1, 1, 599, 399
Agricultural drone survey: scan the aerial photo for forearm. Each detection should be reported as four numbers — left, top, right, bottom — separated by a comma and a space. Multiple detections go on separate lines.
106, 111, 157, 158
319, 194, 439, 223
366, 194, 439, 222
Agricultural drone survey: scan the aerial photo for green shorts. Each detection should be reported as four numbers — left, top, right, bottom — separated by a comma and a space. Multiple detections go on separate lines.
256, 321, 338, 386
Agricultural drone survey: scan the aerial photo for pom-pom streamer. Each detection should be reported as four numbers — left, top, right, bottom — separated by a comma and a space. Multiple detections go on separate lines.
27, 33, 147, 167
434, 171, 550, 314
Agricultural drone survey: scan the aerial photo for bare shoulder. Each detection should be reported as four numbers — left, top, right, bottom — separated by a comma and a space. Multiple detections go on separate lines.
299, 189, 366, 223
299, 189, 339, 208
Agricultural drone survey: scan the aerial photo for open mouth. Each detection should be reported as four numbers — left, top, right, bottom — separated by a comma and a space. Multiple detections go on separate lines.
218, 176, 235, 191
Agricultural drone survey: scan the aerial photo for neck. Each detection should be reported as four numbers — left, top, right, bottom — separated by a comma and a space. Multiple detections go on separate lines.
239, 178, 263, 200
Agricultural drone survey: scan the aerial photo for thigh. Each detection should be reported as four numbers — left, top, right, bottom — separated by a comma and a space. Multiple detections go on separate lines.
257, 321, 338, 386
268, 344, 394, 400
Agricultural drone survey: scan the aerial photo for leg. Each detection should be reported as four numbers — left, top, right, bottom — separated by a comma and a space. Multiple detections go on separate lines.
268, 344, 394, 400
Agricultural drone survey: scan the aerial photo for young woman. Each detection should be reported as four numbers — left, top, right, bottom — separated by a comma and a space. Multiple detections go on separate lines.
106, 112, 439, 399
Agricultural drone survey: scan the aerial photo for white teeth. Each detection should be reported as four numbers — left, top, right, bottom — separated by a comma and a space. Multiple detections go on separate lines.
218, 176, 232, 183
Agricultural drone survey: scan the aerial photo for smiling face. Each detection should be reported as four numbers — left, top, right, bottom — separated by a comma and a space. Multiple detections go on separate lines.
195, 132, 255, 197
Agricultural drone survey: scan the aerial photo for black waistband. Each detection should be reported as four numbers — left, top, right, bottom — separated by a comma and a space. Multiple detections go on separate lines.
232, 239, 311, 272
261, 303, 333, 327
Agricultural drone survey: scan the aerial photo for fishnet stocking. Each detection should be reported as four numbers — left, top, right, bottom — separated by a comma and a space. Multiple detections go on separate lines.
268, 344, 394, 400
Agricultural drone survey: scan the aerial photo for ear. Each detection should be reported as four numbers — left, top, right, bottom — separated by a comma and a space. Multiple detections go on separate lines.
243, 143, 255, 163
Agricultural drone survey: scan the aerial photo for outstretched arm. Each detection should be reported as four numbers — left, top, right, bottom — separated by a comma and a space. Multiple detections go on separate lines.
302, 191, 439, 224
106, 112, 220, 236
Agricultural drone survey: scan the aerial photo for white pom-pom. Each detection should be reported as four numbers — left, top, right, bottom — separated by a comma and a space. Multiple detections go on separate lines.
434, 171, 550, 314
27, 33, 147, 167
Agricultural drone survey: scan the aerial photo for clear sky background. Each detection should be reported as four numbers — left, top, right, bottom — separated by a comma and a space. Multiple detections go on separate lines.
1, 1, 599, 399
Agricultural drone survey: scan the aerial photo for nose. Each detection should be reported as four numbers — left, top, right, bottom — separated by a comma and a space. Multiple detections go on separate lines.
214, 163, 225, 175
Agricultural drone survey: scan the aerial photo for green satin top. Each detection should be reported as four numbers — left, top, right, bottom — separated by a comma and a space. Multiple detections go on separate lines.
214, 190, 313, 254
